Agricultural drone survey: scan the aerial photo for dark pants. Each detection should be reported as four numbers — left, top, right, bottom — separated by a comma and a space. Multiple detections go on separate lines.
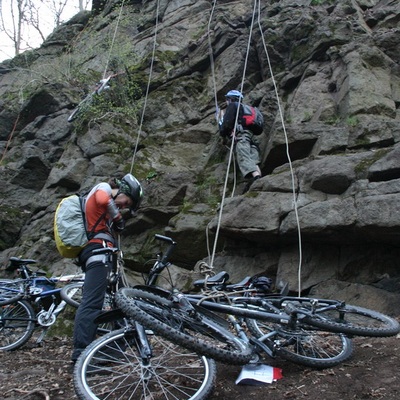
71, 244, 110, 362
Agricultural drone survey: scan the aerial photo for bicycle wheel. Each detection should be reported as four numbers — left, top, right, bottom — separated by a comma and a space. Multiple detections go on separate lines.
115, 288, 253, 365
60, 282, 84, 308
293, 301, 400, 337
74, 327, 216, 400
0, 280, 24, 306
0, 300, 36, 350
246, 318, 353, 368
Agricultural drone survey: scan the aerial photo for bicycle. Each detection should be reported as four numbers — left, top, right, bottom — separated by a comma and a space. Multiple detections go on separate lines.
116, 275, 351, 368
0, 257, 84, 350
61, 240, 256, 360
67, 73, 121, 122
60, 242, 218, 400
115, 234, 400, 369
108, 236, 349, 368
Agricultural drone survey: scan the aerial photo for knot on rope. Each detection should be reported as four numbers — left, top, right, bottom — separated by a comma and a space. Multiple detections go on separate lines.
194, 260, 215, 277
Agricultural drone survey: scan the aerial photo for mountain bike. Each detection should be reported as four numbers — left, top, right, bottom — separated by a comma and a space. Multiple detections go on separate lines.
60, 242, 217, 400
61, 239, 260, 355
0, 257, 84, 350
115, 235, 400, 369
191, 274, 399, 337
116, 280, 353, 368
113, 235, 349, 368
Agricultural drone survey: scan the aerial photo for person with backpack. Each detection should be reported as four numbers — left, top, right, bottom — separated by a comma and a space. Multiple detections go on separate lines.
219, 90, 263, 194
71, 173, 143, 363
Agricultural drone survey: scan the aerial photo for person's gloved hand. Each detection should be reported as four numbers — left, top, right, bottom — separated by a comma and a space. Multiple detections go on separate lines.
113, 218, 125, 232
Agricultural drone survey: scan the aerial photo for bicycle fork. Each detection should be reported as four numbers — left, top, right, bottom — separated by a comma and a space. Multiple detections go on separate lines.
134, 321, 154, 381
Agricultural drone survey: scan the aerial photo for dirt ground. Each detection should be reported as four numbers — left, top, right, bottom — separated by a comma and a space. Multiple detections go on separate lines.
1, 330, 400, 400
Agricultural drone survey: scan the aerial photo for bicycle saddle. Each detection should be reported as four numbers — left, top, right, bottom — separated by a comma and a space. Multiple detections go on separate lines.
6, 257, 37, 271
225, 276, 252, 291
193, 271, 230, 288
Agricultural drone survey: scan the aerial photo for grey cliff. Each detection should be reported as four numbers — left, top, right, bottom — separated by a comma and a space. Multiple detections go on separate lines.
0, 0, 399, 315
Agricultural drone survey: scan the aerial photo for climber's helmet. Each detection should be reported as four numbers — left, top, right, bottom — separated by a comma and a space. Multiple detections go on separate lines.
225, 90, 244, 102
119, 173, 143, 212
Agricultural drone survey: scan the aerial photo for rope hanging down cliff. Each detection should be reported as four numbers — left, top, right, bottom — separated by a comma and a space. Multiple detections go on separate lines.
207, 0, 261, 271
129, 0, 161, 173
206, 0, 304, 294
256, 0, 303, 294
102, 0, 126, 80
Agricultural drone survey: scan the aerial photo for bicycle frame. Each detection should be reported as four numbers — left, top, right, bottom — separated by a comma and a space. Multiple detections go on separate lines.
0, 257, 84, 346
111, 234, 397, 372
144, 235, 351, 321
134, 235, 359, 360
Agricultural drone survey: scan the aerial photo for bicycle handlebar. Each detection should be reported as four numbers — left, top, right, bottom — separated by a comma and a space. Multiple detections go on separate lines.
154, 234, 176, 245
154, 234, 177, 265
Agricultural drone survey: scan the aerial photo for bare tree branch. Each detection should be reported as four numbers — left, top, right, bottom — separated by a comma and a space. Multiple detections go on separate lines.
0, 0, 90, 58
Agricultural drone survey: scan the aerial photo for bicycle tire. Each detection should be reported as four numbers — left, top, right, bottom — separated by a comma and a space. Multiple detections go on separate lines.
60, 282, 84, 308
74, 327, 216, 400
246, 318, 353, 368
0, 280, 25, 306
0, 300, 36, 350
300, 302, 400, 337
115, 288, 253, 365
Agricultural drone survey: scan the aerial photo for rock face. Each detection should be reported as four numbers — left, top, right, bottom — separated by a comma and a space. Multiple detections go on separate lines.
1, 0, 399, 315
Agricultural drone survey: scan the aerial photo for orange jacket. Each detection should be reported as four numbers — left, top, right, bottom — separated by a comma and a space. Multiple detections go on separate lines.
84, 182, 121, 243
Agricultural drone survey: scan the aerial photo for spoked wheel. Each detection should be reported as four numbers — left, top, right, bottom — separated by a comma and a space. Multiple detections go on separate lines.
115, 288, 253, 365
0, 300, 36, 350
291, 300, 400, 337
0, 280, 24, 306
246, 318, 353, 368
74, 327, 216, 400
60, 282, 84, 308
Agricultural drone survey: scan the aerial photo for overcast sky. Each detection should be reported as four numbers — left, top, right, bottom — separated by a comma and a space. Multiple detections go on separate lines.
0, 2, 84, 62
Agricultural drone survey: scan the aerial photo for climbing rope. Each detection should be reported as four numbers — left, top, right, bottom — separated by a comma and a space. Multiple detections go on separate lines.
256, 0, 303, 294
129, 0, 161, 173
0, 114, 20, 166
207, 0, 257, 270
102, 0, 126, 80
208, 0, 219, 123
206, 0, 304, 294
